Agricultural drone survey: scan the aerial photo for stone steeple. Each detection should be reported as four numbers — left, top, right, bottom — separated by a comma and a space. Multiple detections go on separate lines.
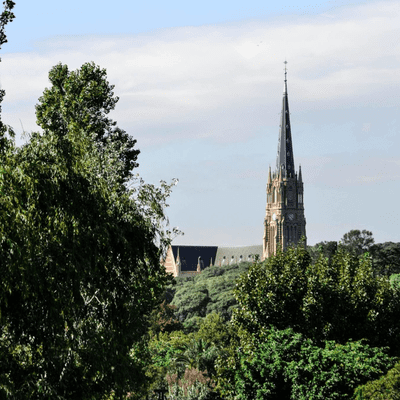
276, 61, 295, 178
263, 62, 307, 259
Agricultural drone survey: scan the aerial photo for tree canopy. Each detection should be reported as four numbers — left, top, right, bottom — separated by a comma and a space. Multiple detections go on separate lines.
0, 62, 174, 399
169, 262, 251, 331
234, 245, 400, 352
215, 246, 400, 399
341, 229, 375, 257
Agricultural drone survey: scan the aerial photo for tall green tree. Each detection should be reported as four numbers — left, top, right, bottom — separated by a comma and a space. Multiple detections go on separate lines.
341, 229, 374, 256
0, 62, 174, 398
234, 245, 400, 353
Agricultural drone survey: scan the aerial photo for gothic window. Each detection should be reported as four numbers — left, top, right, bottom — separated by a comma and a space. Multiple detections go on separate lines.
298, 194, 303, 204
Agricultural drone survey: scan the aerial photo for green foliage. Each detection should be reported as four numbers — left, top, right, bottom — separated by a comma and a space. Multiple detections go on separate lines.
308, 231, 400, 277
0, 0, 15, 154
341, 229, 374, 257
308, 241, 338, 264
197, 313, 233, 348
35, 62, 140, 185
0, 1, 14, 49
169, 262, 251, 330
147, 301, 183, 338
390, 274, 400, 290
0, 63, 175, 398
353, 361, 400, 400
234, 327, 395, 400
146, 313, 234, 399
370, 242, 400, 276
234, 245, 400, 354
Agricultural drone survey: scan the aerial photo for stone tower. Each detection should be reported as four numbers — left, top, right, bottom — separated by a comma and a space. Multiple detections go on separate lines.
263, 64, 306, 259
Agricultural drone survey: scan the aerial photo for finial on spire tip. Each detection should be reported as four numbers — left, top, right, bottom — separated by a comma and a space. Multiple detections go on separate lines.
283, 60, 288, 94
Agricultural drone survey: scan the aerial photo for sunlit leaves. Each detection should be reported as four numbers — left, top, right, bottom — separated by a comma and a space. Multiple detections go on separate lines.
233, 246, 400, 354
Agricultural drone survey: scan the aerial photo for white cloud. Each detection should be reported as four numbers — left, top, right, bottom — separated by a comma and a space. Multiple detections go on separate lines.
1, 0, 400, 245
2, 0, 399, 144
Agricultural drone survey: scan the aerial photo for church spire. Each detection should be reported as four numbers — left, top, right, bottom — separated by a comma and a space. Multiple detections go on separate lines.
276, 60, 295, 178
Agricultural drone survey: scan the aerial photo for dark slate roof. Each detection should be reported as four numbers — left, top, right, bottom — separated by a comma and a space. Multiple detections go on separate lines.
214, 245, 263, 266
171, 245, 218, 272
276, 69, 295, 178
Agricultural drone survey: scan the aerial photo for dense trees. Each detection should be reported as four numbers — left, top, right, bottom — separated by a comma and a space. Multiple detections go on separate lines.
308, 230, 400, 277
233, 328, 394, 400
169, 262, 251, 330
150, 238, 400, 399
234, 245, 400, 351
226, 245, 400, 399
370, 242, 400, 276
0, 62, 174, 398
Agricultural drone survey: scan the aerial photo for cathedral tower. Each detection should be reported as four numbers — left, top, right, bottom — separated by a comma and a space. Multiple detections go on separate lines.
263, 63, 306, 259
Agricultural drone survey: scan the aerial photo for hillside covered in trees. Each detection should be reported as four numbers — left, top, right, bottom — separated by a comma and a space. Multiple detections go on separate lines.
147, 231, 400, 399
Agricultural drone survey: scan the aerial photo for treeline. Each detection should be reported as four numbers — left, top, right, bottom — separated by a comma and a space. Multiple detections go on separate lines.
146, 238, 400, 399
309, 229, 400, 276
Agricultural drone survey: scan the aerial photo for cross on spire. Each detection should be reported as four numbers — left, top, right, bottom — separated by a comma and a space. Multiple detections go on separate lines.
284, 60, 288, 81
283, 60, 288, 94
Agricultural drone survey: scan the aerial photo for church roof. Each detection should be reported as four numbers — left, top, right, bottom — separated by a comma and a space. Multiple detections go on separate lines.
276, 62, 295, 178
171, 245, 218, 272
170, 244, 263, 271
214, 245, 263, 266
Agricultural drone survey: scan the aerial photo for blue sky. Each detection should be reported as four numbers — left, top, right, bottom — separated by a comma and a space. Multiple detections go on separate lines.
1, 0, 399, 246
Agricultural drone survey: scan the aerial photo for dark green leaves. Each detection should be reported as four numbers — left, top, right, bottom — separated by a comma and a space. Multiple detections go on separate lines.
0, 62, 174, 399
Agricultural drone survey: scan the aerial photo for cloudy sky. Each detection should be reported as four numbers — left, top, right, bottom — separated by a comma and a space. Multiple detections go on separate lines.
1, 0, 399, 246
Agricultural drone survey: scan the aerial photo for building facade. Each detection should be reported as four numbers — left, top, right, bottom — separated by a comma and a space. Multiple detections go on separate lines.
163, 245, 263, 277
263, 67, 306, 259
163, 65, 306, 276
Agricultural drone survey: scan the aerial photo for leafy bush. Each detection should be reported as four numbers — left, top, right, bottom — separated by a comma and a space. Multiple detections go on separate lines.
353, 361, 400, 400
233, 327, 396, 400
